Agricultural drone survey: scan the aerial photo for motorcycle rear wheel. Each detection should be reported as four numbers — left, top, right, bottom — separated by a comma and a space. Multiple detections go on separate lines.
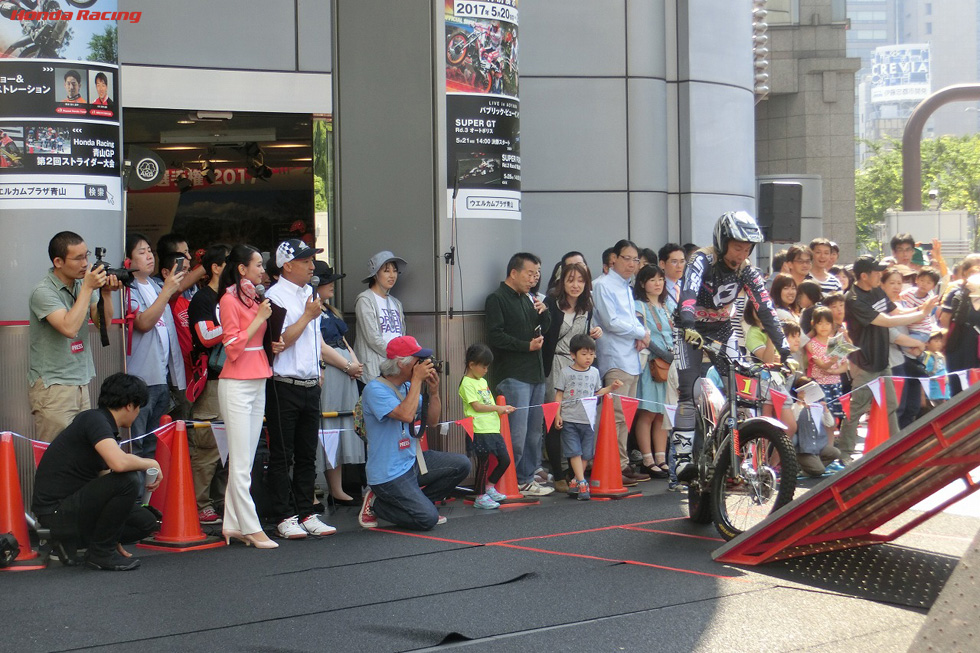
711, 426, 798, 540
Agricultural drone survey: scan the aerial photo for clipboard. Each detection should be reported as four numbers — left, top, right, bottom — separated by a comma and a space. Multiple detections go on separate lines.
262, 302, 289, 364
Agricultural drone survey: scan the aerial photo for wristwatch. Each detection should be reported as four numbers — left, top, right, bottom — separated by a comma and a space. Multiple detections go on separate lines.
319, 360, 328, 370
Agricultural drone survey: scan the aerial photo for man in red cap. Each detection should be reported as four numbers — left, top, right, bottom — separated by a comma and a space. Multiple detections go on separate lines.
357, 336, 471, 530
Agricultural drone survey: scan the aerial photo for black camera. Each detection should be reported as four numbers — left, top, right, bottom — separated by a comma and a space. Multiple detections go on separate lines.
429, 358, 445, 374
93, 247, 135, 286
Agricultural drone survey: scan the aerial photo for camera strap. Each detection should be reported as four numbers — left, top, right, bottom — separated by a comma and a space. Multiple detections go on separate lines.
96, 292, 110, 347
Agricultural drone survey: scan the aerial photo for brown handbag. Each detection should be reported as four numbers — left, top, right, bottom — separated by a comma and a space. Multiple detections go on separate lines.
643, 304, 671, 382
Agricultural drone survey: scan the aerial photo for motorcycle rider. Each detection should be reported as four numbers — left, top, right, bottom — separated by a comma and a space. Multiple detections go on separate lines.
672, 211, 790, 482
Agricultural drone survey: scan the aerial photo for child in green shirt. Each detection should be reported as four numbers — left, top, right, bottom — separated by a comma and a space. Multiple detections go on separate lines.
458, 343, 516, 509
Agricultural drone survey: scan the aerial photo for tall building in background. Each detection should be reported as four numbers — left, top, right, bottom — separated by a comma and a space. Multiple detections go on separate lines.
755, 0, 861, 257
850, 0, 980, 163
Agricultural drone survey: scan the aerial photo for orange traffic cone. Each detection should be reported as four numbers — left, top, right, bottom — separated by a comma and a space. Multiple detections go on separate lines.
491, 395, 537, 504
0, 432, 44, 570
138, 421, 224, 551
589, 397, 634, 498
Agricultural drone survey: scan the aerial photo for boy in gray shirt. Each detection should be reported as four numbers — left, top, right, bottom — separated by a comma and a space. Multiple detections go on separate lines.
554, 334, 622, 500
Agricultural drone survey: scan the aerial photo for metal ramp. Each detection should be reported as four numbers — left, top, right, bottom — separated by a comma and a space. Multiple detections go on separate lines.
714, 383, 980, 566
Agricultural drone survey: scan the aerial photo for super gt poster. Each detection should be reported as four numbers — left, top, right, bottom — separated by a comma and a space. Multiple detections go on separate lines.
445, 0, 521, 220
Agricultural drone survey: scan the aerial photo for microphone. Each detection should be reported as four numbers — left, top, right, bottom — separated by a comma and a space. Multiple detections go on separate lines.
309, 276, 320, 291
254, 283, 266, 299
452, 159, 460, 199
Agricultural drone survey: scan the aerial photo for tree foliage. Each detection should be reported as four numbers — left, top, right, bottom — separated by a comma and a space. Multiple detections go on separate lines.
856, 135, 980, 252
86, 25, 117, 63
312, 120, 333, 214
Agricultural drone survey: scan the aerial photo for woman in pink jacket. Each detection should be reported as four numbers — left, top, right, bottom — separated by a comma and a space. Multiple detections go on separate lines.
218, 244, 282, 549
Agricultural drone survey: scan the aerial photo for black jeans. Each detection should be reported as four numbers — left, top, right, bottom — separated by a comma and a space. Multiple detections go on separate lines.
37, 472, 157, 555
265, 380, 320, 522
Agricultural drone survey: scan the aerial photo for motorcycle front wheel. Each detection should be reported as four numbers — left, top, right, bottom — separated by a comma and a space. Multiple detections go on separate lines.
710, 426, 798, 540
688, 482, 713, 523
446, 33, 469, 65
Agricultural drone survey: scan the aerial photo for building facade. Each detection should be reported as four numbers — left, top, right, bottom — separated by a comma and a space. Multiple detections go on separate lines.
0, 0, 784, 440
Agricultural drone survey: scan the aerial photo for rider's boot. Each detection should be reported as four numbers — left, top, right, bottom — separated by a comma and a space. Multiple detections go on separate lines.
673, 430, 697, 482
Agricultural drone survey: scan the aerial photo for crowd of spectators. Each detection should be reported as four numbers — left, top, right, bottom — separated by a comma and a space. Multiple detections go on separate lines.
24, 222, 980, 570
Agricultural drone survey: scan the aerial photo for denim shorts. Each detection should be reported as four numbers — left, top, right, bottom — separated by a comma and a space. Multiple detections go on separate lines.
560, 421, 596, 460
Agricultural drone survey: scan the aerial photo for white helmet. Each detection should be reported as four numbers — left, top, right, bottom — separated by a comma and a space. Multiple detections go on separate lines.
713, 211, 764, 256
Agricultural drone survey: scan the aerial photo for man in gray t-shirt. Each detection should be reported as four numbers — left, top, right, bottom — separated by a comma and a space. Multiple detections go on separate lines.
29, 232, 119, 442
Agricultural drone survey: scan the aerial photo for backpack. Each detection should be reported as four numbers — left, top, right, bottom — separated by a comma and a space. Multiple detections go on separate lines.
353, 378, 406, 444
353, 396, 367, 443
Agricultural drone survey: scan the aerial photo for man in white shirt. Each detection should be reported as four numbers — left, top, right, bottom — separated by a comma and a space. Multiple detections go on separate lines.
593, 239, 651, 485
266, 239, 336, 539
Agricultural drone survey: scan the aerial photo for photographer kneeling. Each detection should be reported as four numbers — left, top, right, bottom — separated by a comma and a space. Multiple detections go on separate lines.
358, 336, 470, 530
32, 373, 162, 571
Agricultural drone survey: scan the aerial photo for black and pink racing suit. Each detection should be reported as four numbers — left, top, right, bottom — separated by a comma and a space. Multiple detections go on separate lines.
671, 247, 789, 480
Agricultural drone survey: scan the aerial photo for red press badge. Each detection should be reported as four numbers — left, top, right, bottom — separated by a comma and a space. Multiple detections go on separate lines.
70, 340, 85, 354
398, 438, 411, 450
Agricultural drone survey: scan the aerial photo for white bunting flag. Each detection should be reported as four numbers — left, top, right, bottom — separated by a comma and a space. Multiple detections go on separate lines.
956, 371, 969, 389
869, 377, 884, 407
581, 397, 598, 428
664, 404, 678, 428
919, 378, 932, 396
210, 422, 229, 465
809, 404, 824, 430
318, 429, 340, 469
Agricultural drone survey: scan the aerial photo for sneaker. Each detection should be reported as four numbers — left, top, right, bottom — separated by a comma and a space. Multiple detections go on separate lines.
533, 467, 553, 484
276, 515, 308, 539
436, 515, 448, 525
300, 514, 337, 536
577, 481, 591, 501
519, 480, 555, 497
84, 549, 141, 571
198, 506, 222, 525
826, 461, 845, 472
485, 484, 507, 502
358, 491, 378, 529
473, 494, 500, 510
667, 482, 688, 493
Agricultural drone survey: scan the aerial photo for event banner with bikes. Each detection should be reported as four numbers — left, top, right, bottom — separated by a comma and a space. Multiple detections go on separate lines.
0, 0, 121, 210
445, 0, 521, 220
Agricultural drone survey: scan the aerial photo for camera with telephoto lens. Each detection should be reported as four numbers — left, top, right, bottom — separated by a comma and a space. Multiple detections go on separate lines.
93, 247, 135, 286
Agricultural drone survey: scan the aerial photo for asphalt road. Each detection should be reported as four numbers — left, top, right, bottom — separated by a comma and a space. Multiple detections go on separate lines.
6, 470, 977, 653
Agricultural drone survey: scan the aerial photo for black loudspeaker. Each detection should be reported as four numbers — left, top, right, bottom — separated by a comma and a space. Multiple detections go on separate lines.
757, 182, 803, 243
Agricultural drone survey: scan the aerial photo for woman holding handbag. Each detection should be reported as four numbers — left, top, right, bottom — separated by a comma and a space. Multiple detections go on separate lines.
633, 264, 673, 478
542, 262, 602, 491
